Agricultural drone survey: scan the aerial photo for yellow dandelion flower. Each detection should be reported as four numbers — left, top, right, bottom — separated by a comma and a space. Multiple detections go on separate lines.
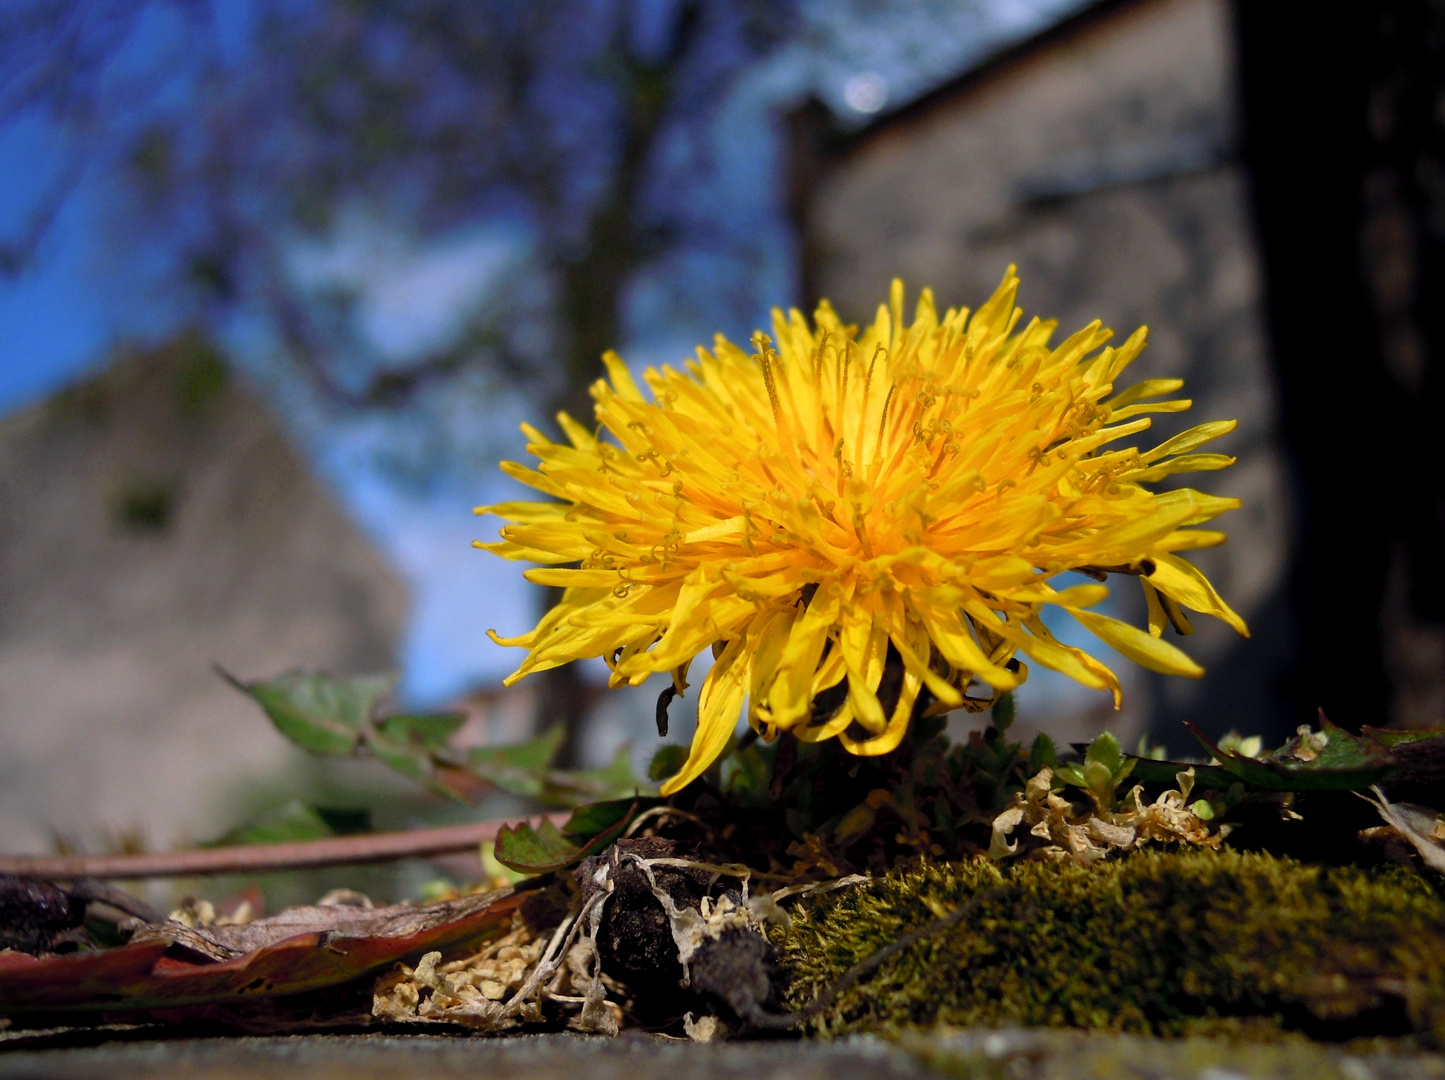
476, 269, 1248, 796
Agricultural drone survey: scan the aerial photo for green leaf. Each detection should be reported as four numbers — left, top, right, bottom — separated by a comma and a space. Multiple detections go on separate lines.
1186, 723, 1397, 792
468, 725, 565, 773
649, 744, 689, 782
492, 818, 580, 874
368, 740, 435, 784
1029, 732, 1058, 771
213, 800, 369, 845
221, 667, 393, 755
366, 732, 475, 801
561, 796, 657, 839
543, 746, 653, 804
1126, 755, 1240, 789
313, 806, 372, 835
992, 692, 1015, 733
376, 712, 466, 750
1360, 725, 1445, 748
1085, 732, 1123, 773
1054, 763, 1086, 787
465, 726, 567, 798
493, 798, 647, 874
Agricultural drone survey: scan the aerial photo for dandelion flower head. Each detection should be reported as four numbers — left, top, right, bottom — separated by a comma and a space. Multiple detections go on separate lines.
477, 270, 1247, 795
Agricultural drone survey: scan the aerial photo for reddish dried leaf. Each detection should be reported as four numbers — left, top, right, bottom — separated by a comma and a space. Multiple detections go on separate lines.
0, 887, 525, 1013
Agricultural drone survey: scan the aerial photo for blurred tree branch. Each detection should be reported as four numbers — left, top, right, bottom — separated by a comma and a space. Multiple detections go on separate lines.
1, 0, 795, 753
1, 0, 792, 413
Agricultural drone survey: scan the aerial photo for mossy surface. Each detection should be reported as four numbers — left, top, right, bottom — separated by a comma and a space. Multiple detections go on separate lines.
772, 850, 1445, 1041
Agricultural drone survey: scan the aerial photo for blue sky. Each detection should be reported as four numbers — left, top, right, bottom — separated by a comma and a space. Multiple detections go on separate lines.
0, 0, 1093, 708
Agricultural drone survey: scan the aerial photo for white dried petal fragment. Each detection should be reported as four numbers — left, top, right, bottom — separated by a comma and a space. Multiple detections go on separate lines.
1362, 787, 1445, 874
683, 1012, 722, 1042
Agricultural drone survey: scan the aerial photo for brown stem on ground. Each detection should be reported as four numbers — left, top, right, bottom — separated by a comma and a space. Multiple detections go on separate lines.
0, 813, 571, 881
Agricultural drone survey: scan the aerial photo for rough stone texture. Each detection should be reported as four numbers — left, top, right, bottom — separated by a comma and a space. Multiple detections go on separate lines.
0, 337, 408, 854
0, 1032, 938, 1080
0, 1030, 1440, 1080
800, 0, 1292, 751
902, 1027, 1445, 1080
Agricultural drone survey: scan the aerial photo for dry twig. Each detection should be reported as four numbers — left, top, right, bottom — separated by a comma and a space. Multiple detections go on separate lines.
0, 813, 571, 880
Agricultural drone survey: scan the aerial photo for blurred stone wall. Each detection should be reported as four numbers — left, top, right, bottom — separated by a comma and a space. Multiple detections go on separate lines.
0, 336, 408, 853
792, 0, 1290, 751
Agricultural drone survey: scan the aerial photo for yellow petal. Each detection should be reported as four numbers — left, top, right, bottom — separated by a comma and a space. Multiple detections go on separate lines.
1141, 420, 1237, 463
1147, 553, 1249, 637
766, 585, 842, 730
660, 634, 749, 795
838, 668, 920, 756
1141, 578, 1167, 638
1069, 607, 1204, 677
601, 350, 645, 401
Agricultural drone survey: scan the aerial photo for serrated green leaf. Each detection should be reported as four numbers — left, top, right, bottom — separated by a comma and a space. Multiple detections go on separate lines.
493, 799, 645, 874
1186, 723, 1396, 792
561, 796, 657, 838
1301, 725, 1397, 774
221, 667, 392, 755
492, 818, 579, 874
376, 712, 466, 750
468, 725, 565, 773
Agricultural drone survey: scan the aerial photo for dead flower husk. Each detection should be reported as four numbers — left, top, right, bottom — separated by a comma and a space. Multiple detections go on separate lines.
772, 848, 1445, 1042
989, 766, 1222, 863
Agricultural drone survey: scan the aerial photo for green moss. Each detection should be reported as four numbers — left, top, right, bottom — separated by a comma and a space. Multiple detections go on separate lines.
772, 850, 1445, 1042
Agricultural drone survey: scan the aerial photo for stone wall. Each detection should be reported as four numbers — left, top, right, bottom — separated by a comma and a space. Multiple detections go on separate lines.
0, 336, 408, 852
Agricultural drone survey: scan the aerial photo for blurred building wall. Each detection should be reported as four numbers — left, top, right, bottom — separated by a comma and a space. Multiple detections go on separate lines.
789, 0, 1291, 750
0, 336, 408, 852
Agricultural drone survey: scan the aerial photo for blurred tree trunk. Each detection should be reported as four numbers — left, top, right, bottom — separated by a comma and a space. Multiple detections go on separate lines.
536, 14, 692, 765
1235, 1, 1445, 730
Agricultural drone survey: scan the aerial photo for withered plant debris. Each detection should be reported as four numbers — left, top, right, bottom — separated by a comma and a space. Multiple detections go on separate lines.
0, 884, 529, 1019
0, 879, 87, 956
7, 678, 1445, 1045
1361, 788, 1445, 875
371, 911, 583, 1031
0, 876, 160, 955
989, 767, 1222, 863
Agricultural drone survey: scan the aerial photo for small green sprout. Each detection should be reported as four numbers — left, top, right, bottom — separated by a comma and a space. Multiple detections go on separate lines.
1216, 730, 1264, 759
1054, 732, 1135, 814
